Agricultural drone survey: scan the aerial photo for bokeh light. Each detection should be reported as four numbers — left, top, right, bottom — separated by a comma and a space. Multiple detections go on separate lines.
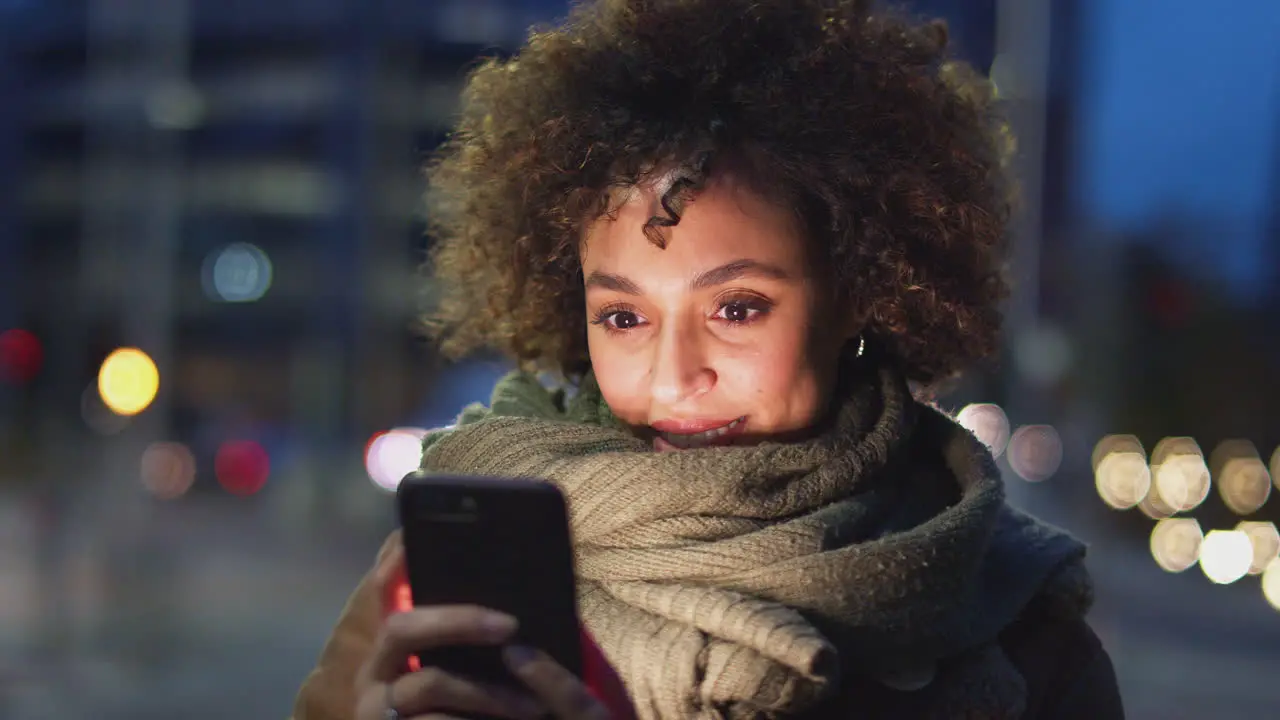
215, 440, 270, 496
1271, 446, 1280, 492
1006, 425, 1062, 482
1150, 437, 1210, 513
98, 347, 160, 416
1236, 521, 1280, 576
1092, 434, 1145, 472
1093, 435, 1151, 510
1211, 439, 1272, 516
1198, 529, 1253, 585
202, 242, 273, 303
1154, 455, 1212, 512
955, 403, 1011, 458
1149, 517, 1202, 573
0, 328, 43, 384
1096, 453, 1150, 510
1137, 485, 1177, 520
1262, 558, 1280, 612
141, 442, 197, 500
1220, 458, 1272, 515
366, 428, 427, 491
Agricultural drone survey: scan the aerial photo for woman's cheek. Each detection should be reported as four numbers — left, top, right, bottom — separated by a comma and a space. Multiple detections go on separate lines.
728, 336, 822, 429
590, 341, 651, 424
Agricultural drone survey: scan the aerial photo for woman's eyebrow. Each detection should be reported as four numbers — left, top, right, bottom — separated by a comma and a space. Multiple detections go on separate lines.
584, 259, 791, 295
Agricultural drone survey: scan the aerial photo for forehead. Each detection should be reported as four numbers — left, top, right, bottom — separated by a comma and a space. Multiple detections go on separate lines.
581, 172, 806, 270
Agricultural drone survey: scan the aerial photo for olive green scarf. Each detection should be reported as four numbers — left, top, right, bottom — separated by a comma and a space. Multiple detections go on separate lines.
419, 365, 1091, 719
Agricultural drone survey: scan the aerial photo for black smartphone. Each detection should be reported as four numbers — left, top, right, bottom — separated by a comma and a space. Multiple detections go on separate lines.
396, 471, 583, 688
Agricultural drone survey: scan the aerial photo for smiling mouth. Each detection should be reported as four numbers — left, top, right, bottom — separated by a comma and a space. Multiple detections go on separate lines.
654, 417, 747, 450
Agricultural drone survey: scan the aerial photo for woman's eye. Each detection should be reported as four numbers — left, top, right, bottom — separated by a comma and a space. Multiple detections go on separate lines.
714, 301, 767, 324
607, 311, 642, 330
592, 308, 646, 332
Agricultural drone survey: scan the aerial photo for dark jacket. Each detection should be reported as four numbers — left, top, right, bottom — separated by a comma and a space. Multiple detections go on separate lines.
837, 598, 1125, 719
290, 533, 1124, 720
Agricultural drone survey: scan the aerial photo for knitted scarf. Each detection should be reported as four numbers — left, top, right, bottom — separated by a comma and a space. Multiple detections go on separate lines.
419, 364, 1091, 720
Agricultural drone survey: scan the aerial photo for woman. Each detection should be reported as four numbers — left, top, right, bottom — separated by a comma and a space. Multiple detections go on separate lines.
293, 1, 1124, 718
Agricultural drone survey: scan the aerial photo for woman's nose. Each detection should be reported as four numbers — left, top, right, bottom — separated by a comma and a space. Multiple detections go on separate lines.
648, 319, 715, 406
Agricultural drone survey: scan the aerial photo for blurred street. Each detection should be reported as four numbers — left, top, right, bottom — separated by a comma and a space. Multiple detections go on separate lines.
1089, 534, 1280, 718
2, 490, 1279, 719
0, 494, 385, 720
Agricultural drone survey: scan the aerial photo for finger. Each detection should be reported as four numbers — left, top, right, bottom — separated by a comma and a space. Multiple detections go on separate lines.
391, 669, 545, 720
364, 606, 518, 683
504, 646, 611, 720
373, 532, 405, 589
353, 685, 472, 720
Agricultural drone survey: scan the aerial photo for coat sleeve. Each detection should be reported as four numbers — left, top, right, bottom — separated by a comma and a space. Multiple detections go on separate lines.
1000, 608, 1125, 720
290, 531, 401, 720
1043, 636, 1125, 720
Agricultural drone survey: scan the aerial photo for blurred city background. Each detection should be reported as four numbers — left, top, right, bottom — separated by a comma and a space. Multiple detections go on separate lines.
0, 0, 1277, 718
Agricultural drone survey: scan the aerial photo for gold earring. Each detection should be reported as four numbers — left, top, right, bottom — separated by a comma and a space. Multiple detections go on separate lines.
855, 335, 865, 358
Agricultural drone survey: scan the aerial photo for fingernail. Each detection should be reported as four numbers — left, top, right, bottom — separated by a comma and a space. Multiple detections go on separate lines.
503, 644, 538, 670
484, 612, 519, 637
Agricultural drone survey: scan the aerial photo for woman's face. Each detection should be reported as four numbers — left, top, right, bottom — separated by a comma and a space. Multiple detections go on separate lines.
581, 172, 853, 451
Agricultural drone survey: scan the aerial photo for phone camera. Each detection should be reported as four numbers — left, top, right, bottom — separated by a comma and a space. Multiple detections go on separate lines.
418, 492, 478, 520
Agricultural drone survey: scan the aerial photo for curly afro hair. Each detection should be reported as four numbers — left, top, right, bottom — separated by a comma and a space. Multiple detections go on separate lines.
424, 0, 1014, 386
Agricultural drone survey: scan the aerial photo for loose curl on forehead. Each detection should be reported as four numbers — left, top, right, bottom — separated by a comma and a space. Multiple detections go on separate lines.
423, 0, 1014, 385
640, 149, 713, 249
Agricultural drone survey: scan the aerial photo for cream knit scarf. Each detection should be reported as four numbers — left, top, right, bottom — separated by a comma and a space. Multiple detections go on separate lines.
419, 364, 1091, 719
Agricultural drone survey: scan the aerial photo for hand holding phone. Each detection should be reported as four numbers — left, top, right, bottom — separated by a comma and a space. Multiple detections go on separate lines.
396, 473, 583, 685
357, 600, 544, 720
351, 472, 634, 720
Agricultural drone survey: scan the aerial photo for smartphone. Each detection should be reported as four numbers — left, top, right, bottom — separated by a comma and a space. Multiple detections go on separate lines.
395, 471, 584, 688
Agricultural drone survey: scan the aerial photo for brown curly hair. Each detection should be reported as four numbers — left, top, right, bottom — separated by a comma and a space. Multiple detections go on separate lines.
424, 0, 1013, 386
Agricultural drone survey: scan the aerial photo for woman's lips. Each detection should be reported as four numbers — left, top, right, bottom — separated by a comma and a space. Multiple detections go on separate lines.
651, 416, 747, 451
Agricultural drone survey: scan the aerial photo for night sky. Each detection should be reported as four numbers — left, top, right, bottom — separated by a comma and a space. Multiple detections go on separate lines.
1076, 0, 1280, 297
